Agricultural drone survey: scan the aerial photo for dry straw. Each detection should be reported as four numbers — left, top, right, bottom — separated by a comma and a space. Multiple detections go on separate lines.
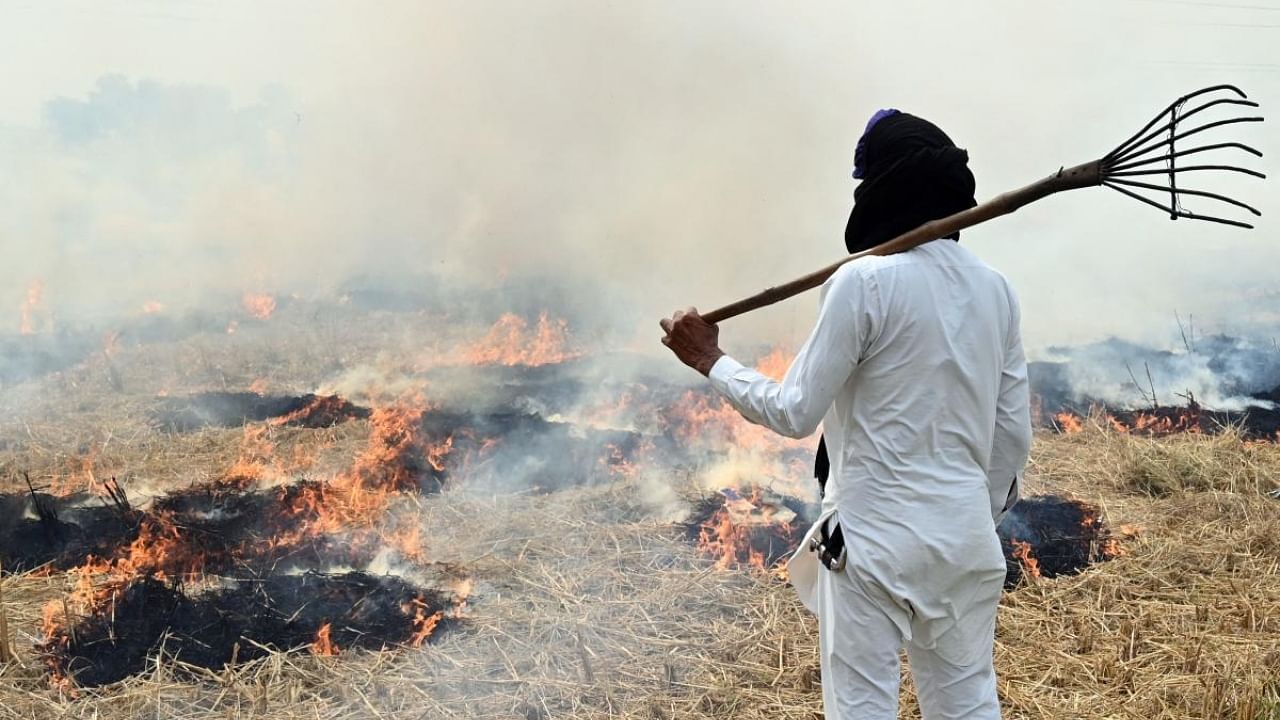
0, 561, 12, 665
0, 321, 1277, 718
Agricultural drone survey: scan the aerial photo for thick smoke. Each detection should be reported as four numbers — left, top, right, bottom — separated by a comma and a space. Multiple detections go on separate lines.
1034, 332, 1280, 412
1, 1, 1276, 355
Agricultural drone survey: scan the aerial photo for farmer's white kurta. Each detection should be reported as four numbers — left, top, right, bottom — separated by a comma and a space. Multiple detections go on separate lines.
707, 238, 1032, 716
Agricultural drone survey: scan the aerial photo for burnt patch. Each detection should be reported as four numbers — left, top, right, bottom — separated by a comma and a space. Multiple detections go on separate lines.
1, 475, 438, 578
41, 571, 461, 688
998, 495, 1121, 587
152, 392, 369, 432
146, 479, 437, 576
0, 491, 143, 574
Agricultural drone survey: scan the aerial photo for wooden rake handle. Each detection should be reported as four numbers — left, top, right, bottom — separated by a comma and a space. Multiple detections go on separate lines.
700, 159, 1104, 324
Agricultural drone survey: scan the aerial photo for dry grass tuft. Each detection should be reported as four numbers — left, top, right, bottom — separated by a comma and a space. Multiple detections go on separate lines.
1119, 429, 1280, 497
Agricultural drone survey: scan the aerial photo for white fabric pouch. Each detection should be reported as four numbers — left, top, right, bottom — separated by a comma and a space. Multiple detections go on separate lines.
787, 507, 838, 614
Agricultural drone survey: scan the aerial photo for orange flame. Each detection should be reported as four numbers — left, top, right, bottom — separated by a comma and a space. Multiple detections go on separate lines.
463, 312, 582, 367
406, 598, 443, 647
669, 390, 812, 456
254, 398, 450, 553
311, 623, 340, 656
696, 488, 796, 571
141, 301, 164, 314
1010, 540, 1041, 579
1055, 412, 1084, 434
49, 445, 102, 497
754, 346, 794, 381
242, 292, 276, 320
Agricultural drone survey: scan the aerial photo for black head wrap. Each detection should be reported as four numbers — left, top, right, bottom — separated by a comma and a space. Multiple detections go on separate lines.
815, 110, 978, 495
844, 111, 977, 254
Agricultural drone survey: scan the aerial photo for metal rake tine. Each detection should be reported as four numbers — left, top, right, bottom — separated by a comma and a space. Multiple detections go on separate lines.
1108, 97, 1259, 164
1106, 84, 1249, 161
1109, 141, 1263, 172
1108, 164, 1267, 180
1102, 181, 1256, 229
1108, 177, 1262, 216
1109, 115, 1266, 167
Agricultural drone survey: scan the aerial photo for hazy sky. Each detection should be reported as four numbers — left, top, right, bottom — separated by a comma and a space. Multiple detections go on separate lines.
2, 1, 1276, 353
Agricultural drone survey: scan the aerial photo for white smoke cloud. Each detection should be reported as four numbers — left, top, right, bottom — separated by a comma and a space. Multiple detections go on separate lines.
0, 1, 1275, 354
1040, 333, 1280, 411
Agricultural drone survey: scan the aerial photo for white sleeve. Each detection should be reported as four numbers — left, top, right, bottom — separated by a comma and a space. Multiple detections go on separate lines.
987, 289, 1032, 525
706, 266, 873, 439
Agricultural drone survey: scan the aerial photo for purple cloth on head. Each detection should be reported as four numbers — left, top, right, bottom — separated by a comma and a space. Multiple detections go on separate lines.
853, 108, 900, 179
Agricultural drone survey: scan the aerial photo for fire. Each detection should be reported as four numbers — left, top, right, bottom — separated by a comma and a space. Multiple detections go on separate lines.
406, 598, 444, 647
49, 445, 102, 496
266, 394, 359, 431
249, 378, 269, 395
311, 623, 340, 656
1010, 540, 1041, 579
337, 402, 434, 494
600, 441, 642, 479
35, 386, 476, 687
700, 510, 768, 570
1100, 536, 1127, 559
224, 424, 290, 485
242, 292, 277, 320
670, 390, 784, 450
1055, 412, 1084, 434
754, 346, 794, 381
40, 514, 201, 655
47, 394, 444, 590
463, 312, 582, 367
20, 279, 45, 335
694, 487, 800, 571
1051, 407, 1211, 437
404, 577, 473, 648
1125, 411, 1202, 436
251, 398, 449, 554
141, 300, 164, 314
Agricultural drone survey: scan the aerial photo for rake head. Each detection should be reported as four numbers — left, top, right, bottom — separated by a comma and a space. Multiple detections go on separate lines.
1100, 84, 1265, 229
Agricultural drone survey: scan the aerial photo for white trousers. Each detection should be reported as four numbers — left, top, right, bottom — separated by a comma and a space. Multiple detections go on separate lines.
816, 561, 1001, 720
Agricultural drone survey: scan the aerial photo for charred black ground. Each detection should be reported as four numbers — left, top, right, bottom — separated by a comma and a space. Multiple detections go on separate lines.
41, 571, 458, 688
998, 495, 1119, 587
152, 392, 370, 432
0, 486, 142, 573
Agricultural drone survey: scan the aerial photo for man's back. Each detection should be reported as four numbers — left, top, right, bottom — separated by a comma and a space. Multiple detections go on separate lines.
820, 238, 1029, 657
832, 238, 1021, 506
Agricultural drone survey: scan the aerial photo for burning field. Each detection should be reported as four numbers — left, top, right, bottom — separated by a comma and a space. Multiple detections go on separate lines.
1, 297, 1279, 719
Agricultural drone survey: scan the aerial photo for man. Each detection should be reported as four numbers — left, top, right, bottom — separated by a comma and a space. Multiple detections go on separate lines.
659, 110, 1032, 719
